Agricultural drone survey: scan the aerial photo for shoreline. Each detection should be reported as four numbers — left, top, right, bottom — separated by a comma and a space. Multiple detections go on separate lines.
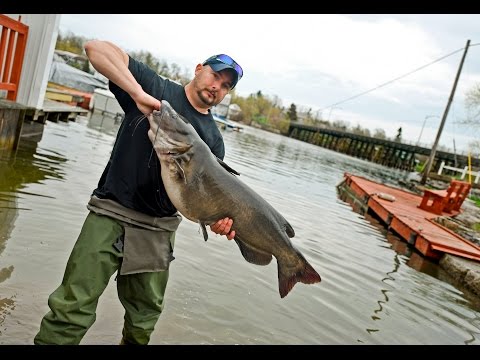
437, 198, 480, 299
440, 253, 480, 302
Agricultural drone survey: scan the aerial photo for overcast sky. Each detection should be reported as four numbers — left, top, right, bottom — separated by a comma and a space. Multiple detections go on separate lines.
58, 14, 480, 153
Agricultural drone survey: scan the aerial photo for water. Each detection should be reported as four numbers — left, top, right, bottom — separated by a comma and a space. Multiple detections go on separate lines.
1, 112, 479, 345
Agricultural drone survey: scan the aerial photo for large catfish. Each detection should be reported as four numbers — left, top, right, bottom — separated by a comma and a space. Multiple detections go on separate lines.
147, 100, 321, 298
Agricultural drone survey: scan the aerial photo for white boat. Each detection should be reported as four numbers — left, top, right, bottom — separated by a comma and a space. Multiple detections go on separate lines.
211, 93, 231, 119
212, 114, 243, 132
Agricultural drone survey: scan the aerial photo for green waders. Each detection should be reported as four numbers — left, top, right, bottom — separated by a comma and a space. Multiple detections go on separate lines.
34, 212, 173, 345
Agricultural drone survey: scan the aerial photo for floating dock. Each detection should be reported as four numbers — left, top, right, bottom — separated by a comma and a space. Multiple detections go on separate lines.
337, 173, 480, 262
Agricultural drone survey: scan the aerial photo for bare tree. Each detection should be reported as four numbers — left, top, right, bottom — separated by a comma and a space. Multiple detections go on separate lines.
373, 128, 386, 139
464, 84, 480, 126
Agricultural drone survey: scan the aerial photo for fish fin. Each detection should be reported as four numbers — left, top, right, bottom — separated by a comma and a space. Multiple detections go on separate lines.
285, 220, 295, 238
199, 221, 208, 241
277, 253, 321, 298
234, 238, 272, 265
216, 157, 240, 176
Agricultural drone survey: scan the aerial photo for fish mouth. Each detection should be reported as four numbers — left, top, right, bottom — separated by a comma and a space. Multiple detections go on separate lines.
157, 143, 192, 157
150, 100, 194, 157
159, 150, 179, 156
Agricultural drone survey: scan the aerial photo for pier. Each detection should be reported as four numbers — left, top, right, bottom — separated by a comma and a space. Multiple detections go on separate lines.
0, 98, 88, 152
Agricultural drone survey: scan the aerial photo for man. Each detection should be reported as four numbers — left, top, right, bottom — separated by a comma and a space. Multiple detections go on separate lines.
34, 40, 243, 345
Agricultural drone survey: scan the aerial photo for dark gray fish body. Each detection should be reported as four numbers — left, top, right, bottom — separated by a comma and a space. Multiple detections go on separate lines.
147, 100, 321, 298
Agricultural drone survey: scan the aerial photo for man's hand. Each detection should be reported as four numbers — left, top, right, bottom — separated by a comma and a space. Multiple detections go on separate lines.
133, 91, 161, 116
210, 217, 235, 240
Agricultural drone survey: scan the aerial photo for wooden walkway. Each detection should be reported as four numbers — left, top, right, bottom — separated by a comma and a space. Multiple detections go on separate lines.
338, 173, 480, 262
24, 99, 88, 123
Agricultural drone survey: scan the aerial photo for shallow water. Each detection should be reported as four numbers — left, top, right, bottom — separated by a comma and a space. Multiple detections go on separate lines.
0, 112, 479, 344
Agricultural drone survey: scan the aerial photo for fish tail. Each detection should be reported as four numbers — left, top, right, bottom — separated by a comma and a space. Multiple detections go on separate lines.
278, 256, 321, 298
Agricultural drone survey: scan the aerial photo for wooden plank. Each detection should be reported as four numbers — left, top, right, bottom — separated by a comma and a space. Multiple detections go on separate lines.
0, 83, 16, 91
0, 26, 8, 74
2, 29, 15, 83
9, 29, 28, 94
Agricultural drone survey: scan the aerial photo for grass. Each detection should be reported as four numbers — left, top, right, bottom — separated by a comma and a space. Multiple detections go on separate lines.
470, 195, 480, 208
414, 164, 424, 173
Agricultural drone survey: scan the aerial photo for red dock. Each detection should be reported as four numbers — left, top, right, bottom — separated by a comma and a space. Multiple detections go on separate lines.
338, 173, 480, 262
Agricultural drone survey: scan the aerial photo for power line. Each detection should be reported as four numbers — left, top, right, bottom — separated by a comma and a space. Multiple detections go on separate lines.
319, 45, 470, 112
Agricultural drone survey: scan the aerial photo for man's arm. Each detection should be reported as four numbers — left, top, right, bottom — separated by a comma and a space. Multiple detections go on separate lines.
84, 40, 160, 115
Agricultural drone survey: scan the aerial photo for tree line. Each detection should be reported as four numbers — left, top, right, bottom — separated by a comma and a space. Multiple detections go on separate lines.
56, 31, 480, 152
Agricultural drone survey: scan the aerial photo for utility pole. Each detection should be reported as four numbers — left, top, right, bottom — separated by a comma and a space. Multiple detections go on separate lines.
421, 39, 471, 185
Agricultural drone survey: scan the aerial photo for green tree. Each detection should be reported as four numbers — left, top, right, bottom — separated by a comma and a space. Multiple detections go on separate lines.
55, 31, 90, 71
55, 31, 87, 55
128, 50, 191, 86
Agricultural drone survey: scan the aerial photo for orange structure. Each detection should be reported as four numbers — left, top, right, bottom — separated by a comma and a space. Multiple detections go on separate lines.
418, 180, 472, 215
338, 173, 480, 262
0, 15, 29, 101
46, 82, 93, 110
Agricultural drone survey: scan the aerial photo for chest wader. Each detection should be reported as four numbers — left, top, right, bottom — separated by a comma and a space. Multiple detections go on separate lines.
34, 211, 176, 345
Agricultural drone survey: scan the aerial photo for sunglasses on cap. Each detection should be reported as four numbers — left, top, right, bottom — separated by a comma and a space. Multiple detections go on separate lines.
203, 54, 243, 80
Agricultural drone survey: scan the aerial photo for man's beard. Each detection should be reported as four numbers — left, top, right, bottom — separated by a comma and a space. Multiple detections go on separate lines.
198, 88, 218, 107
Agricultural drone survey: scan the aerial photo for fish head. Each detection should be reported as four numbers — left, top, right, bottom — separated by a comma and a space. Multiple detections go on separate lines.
148, 100, 195, 160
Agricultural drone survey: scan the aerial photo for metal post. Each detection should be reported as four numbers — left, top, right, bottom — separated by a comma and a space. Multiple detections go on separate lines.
416, 115, 439, 146
421, 39, 471, 185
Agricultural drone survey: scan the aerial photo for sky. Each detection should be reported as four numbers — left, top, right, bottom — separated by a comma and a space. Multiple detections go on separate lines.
58, 14, 480, 154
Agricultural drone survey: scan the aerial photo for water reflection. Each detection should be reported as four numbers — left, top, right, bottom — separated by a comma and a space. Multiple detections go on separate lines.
0, 122, 66, 249
86, 111, 122, 137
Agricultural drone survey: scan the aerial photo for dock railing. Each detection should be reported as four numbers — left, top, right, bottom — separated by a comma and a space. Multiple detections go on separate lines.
438, 161, 480, 184
0, 15, 29, 101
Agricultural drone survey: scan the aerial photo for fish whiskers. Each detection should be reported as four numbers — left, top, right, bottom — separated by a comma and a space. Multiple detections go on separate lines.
128, 113, 158, 168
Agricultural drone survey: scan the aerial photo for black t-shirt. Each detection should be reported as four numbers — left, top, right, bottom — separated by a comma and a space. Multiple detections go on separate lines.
92, 56, 225, 217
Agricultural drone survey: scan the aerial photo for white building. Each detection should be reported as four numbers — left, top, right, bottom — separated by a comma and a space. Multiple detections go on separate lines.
5, 14, 61, 109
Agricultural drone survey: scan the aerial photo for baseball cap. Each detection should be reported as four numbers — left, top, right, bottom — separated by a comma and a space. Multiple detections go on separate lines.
202, 54, 243, 89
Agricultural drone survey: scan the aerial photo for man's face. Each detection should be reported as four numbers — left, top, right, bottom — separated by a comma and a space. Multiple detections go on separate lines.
193, 65, 235, 107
